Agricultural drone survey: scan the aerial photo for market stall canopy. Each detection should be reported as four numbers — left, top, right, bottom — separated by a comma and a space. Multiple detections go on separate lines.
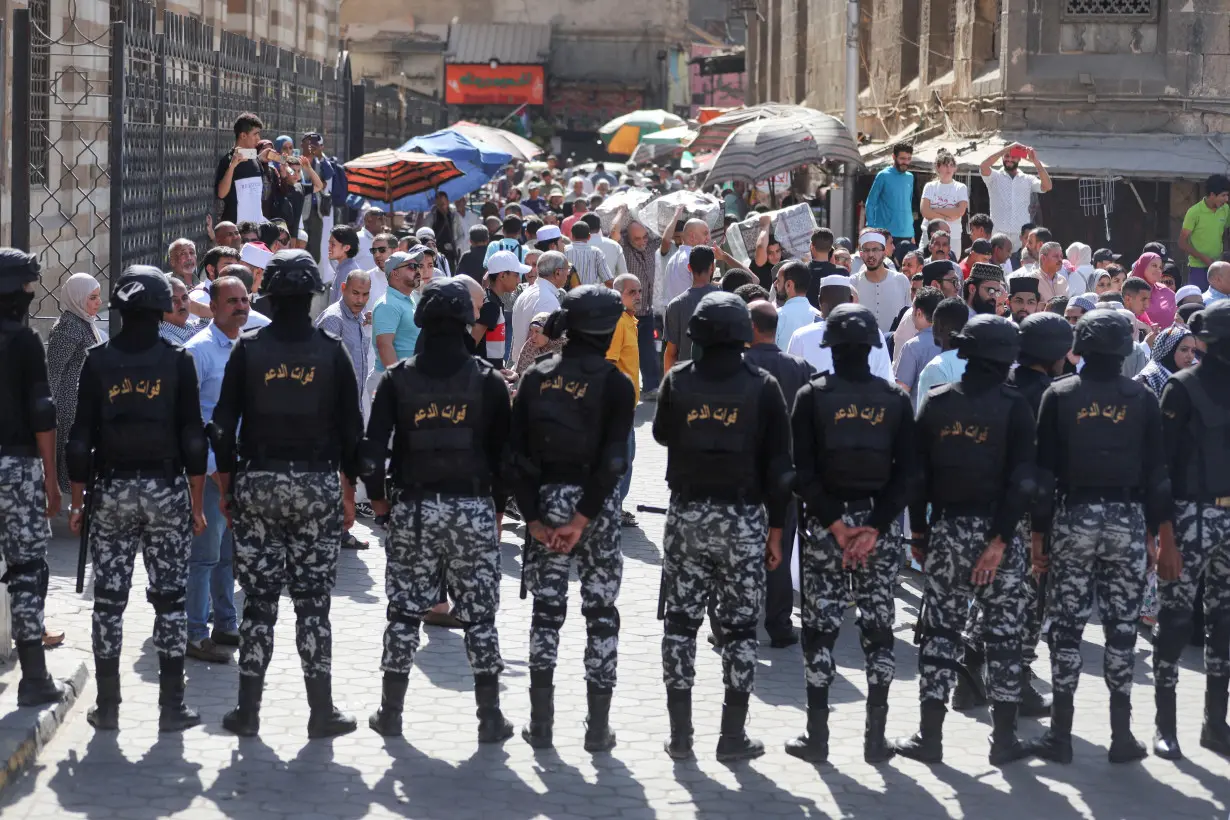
390, 129, 512, 211
598, 110, 687, 156
449, 121, 543, 161
864, 131, 1230, 180
344, 150, 464, 204
690, 103, 831, 154
706, 113, 864, 184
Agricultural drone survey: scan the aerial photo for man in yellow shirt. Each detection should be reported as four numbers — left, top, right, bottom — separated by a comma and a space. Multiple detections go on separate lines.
607, 273, 642, 525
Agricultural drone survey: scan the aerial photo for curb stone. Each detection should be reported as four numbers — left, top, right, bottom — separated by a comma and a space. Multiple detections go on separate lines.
0, 660, 88, 797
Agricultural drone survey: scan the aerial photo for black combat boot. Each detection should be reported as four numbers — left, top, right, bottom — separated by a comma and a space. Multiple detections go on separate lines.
892, 699, 946, 764
222, 674, 263, 737
664, 688, 694, 760
474, 673, 514, 743
951, 649, 988, 711
1200, 676, 1230, 756
1018, 665, 1052, 718
1107, 690, 1147, 763
715, 688, 764, 762
368, 672, 410, 737
1152, 685, 1182, 760
864, 684, 895, 763
15, 641, 67, 707
1025, 691, 1074, 763
988, 701, 1030, 765
784, 686, 830, 763
584, 683, 617, 752
157, 655, 201, 732
521, 670, 554, 748
86, 657, 121, 731
304, 675, 357, 738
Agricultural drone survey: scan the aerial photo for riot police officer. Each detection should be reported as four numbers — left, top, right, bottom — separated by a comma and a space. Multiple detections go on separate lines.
0, 248, 67, 709
1026, 308, 1172, 764
1153, 301, 1230, 759
894, 315, 1035, 765
1009, 312, 1073, 717
66, 266, 208, 731
364, 278, 515, 743
786, 303, 915, 765
509, 285, 635, 752
211, 250, 364, 738
653, 291, 790, 762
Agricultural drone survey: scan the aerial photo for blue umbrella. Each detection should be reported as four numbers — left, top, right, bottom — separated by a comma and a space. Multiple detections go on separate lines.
384, 129, 512, 211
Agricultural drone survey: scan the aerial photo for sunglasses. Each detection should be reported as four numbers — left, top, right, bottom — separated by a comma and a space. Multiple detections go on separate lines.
372, 246, 390, 253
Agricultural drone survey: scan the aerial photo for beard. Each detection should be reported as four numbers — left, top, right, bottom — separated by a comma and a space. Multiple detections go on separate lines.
971, 293, 997, 315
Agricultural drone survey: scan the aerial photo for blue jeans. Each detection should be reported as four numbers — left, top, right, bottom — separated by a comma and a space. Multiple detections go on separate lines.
186, 478, 237, 641
1187, 266, 1209, 291
618, 428, 636, 506
636, 314, 661, 394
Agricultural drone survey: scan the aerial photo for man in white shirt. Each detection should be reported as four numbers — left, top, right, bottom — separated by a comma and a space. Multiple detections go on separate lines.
850, 230, 913, 335
454, 195, 481, 256
365, 231, 394, 308
353, 206, 385, 272
979, 143, 1052, 249
653, 206, 711, 315
509, 250, 569, 363
920, 149, 969, 256
787, 274, 894, 382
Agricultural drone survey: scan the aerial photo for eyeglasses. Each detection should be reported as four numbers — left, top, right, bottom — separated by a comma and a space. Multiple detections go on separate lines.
859, 246, 884, 254
980, 285, 1005, 296
941, 276, 959, 284
371, 246, 390, 254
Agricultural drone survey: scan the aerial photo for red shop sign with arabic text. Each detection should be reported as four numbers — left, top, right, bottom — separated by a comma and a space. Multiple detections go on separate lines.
445, 65, 545, 105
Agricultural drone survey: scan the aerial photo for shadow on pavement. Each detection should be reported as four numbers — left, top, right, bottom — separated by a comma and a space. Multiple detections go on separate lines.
47, 730, 203, 819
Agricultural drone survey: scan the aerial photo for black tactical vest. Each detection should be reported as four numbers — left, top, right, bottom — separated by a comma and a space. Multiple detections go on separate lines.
1052, 374, 1147, 490
1171, 367, 1230, 499
812, 373, 902, 496
241, 329, 337, 460
90, 340, 180, 467
665, 361, 762, 498
0, 320, 26, 447
526, 354, 608, 481
391, 356, 490, 491
924, 382, 1013, 506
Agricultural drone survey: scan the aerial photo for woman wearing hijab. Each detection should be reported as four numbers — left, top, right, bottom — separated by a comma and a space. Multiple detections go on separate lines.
1065, 242, 1095, 293
1134, 324, 1197, 398
46, 272, 105, 492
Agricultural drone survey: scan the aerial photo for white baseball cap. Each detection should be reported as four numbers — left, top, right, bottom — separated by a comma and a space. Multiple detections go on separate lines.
486, 250, 531, 276
536, 225, 562, 242
240, 242, 273, 269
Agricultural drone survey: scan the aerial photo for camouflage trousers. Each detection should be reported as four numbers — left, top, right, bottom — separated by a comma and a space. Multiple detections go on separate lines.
0, 456, 50, 646
526, 484, 622, 689
662, 500, 766, 693
232, 470, 342, 680
963, 519, 1045, 667
1046, 500, 1146, 696
1154, 501, 1230, 688
382, 491, 503, 677
800, 507, 903, 691
918, 515, 1026, 703
90, 476, 193, 660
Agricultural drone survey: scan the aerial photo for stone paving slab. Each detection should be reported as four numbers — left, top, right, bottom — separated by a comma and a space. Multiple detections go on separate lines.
0, 410, 1227, 819
0, 652, 87, 797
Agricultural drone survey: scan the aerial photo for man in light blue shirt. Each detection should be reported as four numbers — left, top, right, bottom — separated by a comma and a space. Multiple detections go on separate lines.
369, 248, 427, 400
1203, 261, 1230, 305
913, 296, 971, 414
774, 260, 821, 349
865, 143, 916, 243
181, 276, 249, 663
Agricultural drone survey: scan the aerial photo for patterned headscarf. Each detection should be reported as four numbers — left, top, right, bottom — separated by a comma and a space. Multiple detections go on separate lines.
1135, 325, 1191, 396
61, 272, 102, 340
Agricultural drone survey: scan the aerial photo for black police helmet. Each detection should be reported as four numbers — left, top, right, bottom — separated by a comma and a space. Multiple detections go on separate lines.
686, 291, 753, 347
259, 249, 324, 297
953, 314, 1020, 363
1018, 312, 1074, 362
560, 285, 624, 336
820, 303, 882, 348
110, 265, 173, 313
414, 279, 474, 328
0, 248, 41, 295
1072, 308, 1134, 358
1190, 300, 1230, 344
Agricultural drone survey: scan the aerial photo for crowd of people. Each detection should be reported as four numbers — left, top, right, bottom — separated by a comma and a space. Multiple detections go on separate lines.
1, 118, 1228, 775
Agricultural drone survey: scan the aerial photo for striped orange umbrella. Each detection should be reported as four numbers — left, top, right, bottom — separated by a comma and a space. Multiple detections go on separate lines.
344, 149, 464, 203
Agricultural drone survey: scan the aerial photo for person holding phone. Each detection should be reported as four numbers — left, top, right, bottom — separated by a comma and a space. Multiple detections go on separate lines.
979, 142, 1052, 252
215, 113, 266, 225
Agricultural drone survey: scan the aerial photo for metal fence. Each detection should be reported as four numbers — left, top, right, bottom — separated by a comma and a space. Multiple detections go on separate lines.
352, 80, 445, 155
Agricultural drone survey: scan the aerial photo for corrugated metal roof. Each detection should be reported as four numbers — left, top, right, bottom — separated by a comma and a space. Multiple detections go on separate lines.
445, 24, 552, 65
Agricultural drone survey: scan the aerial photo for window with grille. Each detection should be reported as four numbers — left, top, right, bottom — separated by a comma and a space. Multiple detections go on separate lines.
29, 0, 50, 187
1063, 0, 1157, 19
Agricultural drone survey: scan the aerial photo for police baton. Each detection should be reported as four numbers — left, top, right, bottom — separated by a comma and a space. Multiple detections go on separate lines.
519, 524, 531, 600
636, 504, 667, 515
75, 451, 96, 594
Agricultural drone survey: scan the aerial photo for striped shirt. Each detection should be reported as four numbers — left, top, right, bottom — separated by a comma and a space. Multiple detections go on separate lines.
565, 241, 612, 286
314, 299, 372, 388
620, 234, 658, 315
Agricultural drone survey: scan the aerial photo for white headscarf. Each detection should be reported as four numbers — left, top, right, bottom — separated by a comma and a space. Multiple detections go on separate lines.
62, 272, 102, 340
1066, 242, 1091, 267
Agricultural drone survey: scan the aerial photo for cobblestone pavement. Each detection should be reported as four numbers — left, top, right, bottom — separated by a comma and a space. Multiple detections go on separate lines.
2, 404, 1228, 819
